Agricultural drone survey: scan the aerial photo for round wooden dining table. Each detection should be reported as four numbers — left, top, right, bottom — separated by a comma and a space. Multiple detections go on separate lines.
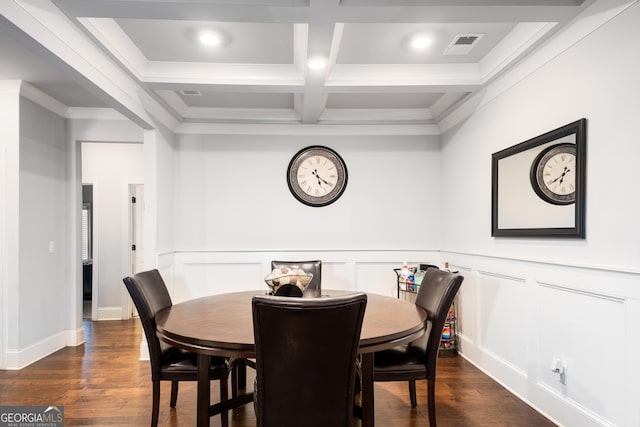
156, 290, 428, 427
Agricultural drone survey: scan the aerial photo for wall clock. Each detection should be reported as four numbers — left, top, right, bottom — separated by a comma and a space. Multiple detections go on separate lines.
287, 145, 348, 207
530, 143, 576, 205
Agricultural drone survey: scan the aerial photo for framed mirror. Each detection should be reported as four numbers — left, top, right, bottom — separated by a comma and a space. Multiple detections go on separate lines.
491, 119, 586, 238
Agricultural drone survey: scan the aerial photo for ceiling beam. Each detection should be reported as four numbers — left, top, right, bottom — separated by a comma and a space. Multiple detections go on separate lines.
2, 0, 171, 130
53, 0, 587, 24
298, 22, 337, 123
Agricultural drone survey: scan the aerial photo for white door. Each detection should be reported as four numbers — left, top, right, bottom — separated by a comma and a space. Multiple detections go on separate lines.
129, 184, 144, 317
129, 184, 145, 275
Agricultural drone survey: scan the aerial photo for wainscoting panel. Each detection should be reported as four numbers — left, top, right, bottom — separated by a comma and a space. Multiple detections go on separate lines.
538, 283, 625, 426
168, 250, 441, 300
157, 252, 175, 297
355, 262, 400, 296
477, 270, 528, 374
319, 261, 352, 292
442, 251, 640, 427
450, 264, 474, 349
176, 261, 263, 302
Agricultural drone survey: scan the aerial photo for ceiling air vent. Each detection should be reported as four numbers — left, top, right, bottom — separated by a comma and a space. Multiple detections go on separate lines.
179, 89, 202, 96
444, 33, 484, 56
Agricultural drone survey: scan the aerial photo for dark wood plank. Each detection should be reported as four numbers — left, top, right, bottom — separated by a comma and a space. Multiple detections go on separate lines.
0, 320, 556, 426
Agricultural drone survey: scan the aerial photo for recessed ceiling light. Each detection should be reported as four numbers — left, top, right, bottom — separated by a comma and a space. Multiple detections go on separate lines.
199, 32, 220, 46
411, 37, 432, 49
307, 57, 327, 70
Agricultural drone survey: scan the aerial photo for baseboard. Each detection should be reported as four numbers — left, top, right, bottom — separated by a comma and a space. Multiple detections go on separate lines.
65, 326, 85, 346
457, 350, 615, 427
5, 331, 66, 370
139, 340, 150, 361
96, 306, 123, 320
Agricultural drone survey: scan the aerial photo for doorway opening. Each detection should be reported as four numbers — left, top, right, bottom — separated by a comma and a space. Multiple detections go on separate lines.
82, 184, 93, 319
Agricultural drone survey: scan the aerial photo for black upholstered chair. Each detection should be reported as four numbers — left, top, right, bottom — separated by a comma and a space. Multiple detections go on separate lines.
270, 260, 322, 297
273, 283, 304, 297
252, 293, 367, 427
123, 269, 231, 427
372, 268, 463, 426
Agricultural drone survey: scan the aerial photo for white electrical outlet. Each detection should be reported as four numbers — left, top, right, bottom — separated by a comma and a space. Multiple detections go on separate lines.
48, 241, 56, 254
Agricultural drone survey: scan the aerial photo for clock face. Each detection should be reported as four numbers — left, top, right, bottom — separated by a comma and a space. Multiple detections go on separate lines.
530, 143, 576, 205
287, 146, 348, 207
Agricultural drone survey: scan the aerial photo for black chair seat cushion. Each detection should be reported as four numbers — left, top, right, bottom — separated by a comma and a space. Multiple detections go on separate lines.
161, 347, 227, 377
373, 346, 427, 378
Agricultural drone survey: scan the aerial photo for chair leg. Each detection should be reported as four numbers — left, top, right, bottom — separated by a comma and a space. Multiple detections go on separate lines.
170, 380, 179, 408
408, 379, 417, 408
231, 363, 238, 398
219, 375, 229, 427
237, 359, 247, 390
230, 358, 247, 398
427, 378, 436, 426
151, 380, 160, 427
354, 356, 362, 394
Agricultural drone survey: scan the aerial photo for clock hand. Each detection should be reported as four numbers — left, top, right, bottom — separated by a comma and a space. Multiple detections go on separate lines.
548, 167, 570, 185
549, 175, 562, 184
312, 169, 322, 186
312, 169, 331, 186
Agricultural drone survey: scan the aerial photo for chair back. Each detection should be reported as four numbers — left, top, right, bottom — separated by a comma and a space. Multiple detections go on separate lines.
273, 284, 303, 297
409, 269, 463, 377
271, 260, 322, 297
123, 269, 173, 380
252, 293, 367, 427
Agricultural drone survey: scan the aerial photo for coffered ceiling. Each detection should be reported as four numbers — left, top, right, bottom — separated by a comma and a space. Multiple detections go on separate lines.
1, 0, 595, 130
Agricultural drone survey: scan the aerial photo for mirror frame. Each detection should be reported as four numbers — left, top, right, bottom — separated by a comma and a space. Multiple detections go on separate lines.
491, 119, 586, 238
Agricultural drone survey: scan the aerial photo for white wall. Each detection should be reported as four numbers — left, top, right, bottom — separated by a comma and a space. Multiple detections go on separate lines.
166, 133, 442, 297
12, 97, 69, 367
174, 134, 441, 252
441, 3, 640, 426
145, 124, 175, 262
82, 142, 144, 320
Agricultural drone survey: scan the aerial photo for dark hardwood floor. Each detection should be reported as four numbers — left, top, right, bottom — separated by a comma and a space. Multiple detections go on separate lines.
0, 319, 555, 426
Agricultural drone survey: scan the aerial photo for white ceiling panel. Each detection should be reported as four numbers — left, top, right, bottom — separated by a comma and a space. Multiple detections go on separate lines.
0, 0, 603, 129
326, 92, 442, 109
337, 23, 516, 64
178, 91, 294, 108
116, 19, 294, 63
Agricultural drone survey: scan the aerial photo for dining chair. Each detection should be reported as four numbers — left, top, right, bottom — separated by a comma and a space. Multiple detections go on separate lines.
273, 283, 304, 297
252, 292, 367, 427
123, 269, 231, 427
240, 262, 319, 394
371, 268, 463, 426
270, 259, 322, 297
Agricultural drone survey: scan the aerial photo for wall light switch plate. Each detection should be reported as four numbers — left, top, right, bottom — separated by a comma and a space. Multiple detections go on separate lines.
49, 241, 55, 253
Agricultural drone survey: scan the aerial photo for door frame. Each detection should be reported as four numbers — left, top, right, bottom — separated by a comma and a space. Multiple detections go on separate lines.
0, 148, 6, 369
125, 183, 144, 318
